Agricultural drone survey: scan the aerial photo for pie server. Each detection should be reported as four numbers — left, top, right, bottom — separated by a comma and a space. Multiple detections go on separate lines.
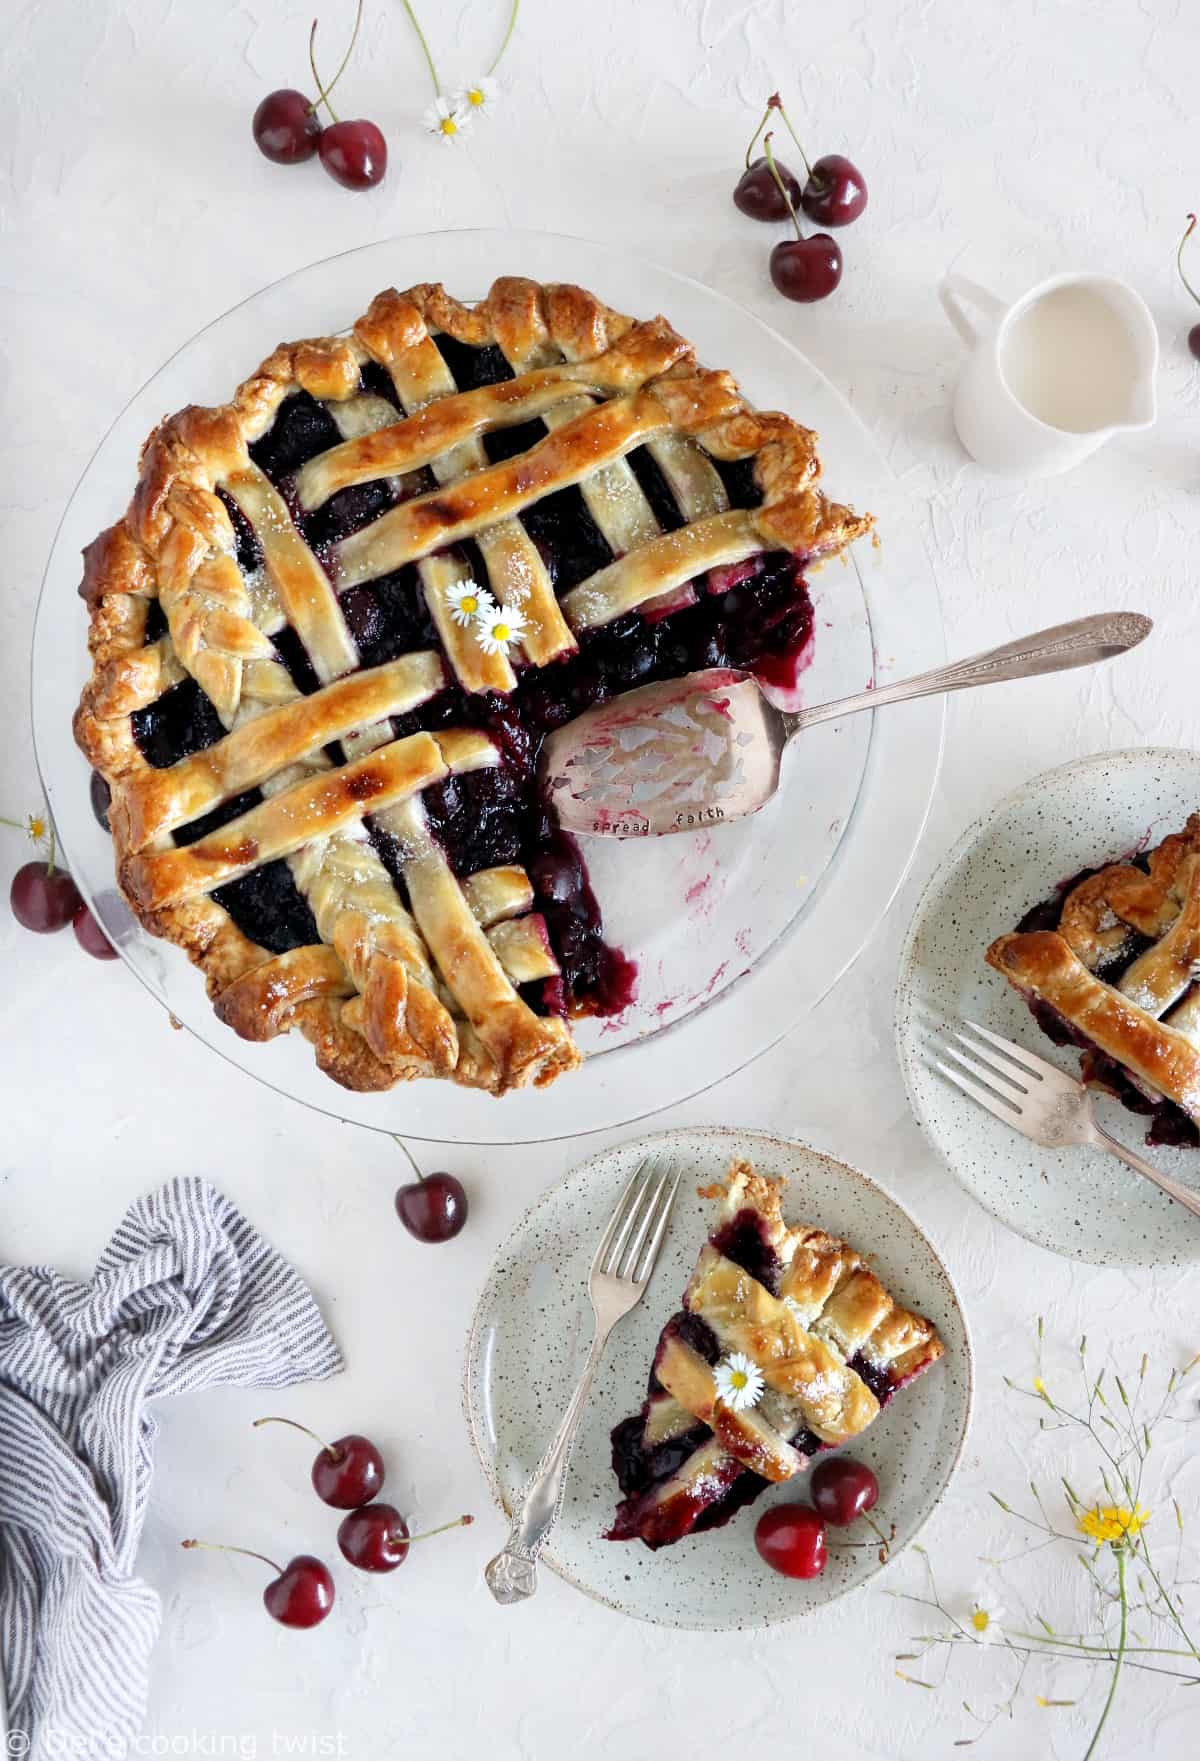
540, 611, 1152, 838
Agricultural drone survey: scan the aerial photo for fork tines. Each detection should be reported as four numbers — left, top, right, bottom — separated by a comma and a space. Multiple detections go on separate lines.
593, 1156, 682, 1287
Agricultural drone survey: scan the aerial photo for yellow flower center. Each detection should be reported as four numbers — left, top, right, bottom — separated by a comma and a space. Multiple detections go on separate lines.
27, 817, 46, 841
460, 595, 479, 615
728, 1368, 748, 1390
493, 622, 512, 643
1077, 1503, 1149, 1545
468, 87, 485, 106
971, 1608, 990, 1633
1033, 1376, 1046, 1394
440, 116, 458, 136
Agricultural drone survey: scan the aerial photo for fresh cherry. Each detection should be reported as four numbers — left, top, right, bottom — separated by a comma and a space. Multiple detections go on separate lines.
733, 155, 803, 222
1178, 217, 1200, 359
72, 903, 118, 961
252, 89, 323, 164
319, 120, 387, 190
754, 1502, 827, 1579
253, 1417, 384, 1509
336, 1504, 473, 1573
10, 861, 82, 933
800, 154, 868, 228
770, 235, 843, 303
809, 1455, 879, 1526
393, 1139, 468, 1243
182, 1540, 334, 1628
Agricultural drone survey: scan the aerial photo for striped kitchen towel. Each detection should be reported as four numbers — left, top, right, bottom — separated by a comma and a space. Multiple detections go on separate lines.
0, 1177, 343, 1760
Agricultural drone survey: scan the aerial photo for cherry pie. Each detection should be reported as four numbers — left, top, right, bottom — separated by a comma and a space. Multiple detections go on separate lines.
75, 278, 870, 1095
609, 1160, 943, 1548
988, 815, 1200, 1148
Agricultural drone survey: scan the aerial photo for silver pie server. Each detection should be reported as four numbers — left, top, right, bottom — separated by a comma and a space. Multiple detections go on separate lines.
541, 611, 1152, 838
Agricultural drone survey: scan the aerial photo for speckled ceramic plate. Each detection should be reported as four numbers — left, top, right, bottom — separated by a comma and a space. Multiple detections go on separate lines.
462, 1125, 971, 1629
896, 748, 1200, 1268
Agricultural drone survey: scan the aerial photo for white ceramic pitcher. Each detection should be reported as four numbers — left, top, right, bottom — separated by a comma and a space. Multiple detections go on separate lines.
940, 270, 1158, 477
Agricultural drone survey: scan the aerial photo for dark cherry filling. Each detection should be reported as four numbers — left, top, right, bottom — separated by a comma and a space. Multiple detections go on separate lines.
1014, 861, 1200, 1148
710, 1207, 783, 1294
143, 598, 168, 643
125, 339, 817, 1030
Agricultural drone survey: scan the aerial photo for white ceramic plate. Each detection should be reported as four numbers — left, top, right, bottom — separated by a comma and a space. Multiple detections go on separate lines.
33, 229, 944, 1145
896, 748, 1200, 1267
462, 1125, 971, 1629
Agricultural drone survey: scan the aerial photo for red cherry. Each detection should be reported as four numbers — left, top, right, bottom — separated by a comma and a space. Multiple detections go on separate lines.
10, 861, 82, 933
769, 235, 843, 303
319, 120, 387, 190
809, 1456, 879, 1526
1189, 323, 1200, 363
253, 1417, 384, 1508
754, 1502, 827, 1578
182, 1541, 334, 1628
72, 903, 118, 960
395, 1172, 468, 1243
337, 1505, 474, 1572
733, 156, 803, 222
253, 89, 323, 164
800, 154, 868, 227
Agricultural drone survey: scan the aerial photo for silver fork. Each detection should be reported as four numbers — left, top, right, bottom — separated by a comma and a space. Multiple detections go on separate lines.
936, 1019, 1200, 1221
484, 1155, 682, 1604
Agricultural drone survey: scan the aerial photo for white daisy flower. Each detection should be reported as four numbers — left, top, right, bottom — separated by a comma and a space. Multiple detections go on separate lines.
713, 1352, 764, 1413
423, 96, 471, 142
967, 1583, 1007, 1644
455, 76, 500, 116
475, 601, 527, 656
444, 579, 495, 627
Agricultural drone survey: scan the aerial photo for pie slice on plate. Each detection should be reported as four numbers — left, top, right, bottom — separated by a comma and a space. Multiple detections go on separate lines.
75, 276, 871, 1097
608, 1159, 944, 1548
987, 812, 1200, 1149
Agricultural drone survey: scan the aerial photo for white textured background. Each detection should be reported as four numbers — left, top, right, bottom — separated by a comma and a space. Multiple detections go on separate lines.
3, 1, 1199, 1756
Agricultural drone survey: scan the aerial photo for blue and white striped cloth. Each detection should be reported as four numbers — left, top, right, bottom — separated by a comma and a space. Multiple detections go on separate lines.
0, 1177, 343, 1760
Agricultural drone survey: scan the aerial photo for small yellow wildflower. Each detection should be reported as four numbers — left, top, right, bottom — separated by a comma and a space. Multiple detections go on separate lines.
1077, 1503, 1149, 1546
26, 814, 47, 843
1033, 1375, 1046, 1394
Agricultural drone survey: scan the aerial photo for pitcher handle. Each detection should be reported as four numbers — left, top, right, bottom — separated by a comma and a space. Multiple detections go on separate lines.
940, 273, 1007, 346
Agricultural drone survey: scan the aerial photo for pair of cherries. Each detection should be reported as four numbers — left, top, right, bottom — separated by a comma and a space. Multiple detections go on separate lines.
10, 859, 116, 961
754, 1454, 882, 1579
252, 1, 386, 190
184, 1418, 471, 1628
733, 96, 867, 304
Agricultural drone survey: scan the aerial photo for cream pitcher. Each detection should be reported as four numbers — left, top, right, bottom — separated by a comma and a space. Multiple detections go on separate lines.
940, 271, 1158, 476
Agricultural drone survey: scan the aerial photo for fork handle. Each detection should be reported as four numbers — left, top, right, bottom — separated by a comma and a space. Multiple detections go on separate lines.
484, 1325, 611, 1604
783, 612, 1152, 736
1092, 1125, 1200, 1221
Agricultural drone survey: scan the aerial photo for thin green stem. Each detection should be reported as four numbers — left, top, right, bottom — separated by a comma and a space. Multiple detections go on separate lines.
252, 1414, 339, 1459
0, 815, 24, 832
309, 19, 340, 124
1085, 1549, 1128, 1761
1178, 216, 1200, 309
392, 1135, 424, 1182
400, 0, 442, 96
761, 134, 803, 242
487, 0, 520, 75
743, 100, 774, 169
770, 94, 814, 179
181, 1538, 283, 1577
404, 1514, 474, 1544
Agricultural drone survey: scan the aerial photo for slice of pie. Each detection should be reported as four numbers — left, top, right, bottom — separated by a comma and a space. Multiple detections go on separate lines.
608, 1160, 944, 1548
75, 277, 871, 1096
987, 814, 1200, 1148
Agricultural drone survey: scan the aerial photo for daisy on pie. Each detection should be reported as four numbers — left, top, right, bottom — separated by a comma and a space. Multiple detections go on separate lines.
475, 602, 527, 656
454, 76, 500, 117
423, 96, 471, 142
444, 579, 495, 627
713, 1352, 764, 1413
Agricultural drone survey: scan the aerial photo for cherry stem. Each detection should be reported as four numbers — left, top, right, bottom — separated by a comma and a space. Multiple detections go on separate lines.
1178, 215, 1200, 309
397, 1514, 475, 1545
252, 1415, 340, 1460
309, 0, 363, 125
392, 1135, 425, 1182
400, 0, 442, 96
744, 94, 813, 179
181, 1539, 283, 1577
763, 134, 805, 242
487, 0, 520, 76
863, 1511, 892, 1551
